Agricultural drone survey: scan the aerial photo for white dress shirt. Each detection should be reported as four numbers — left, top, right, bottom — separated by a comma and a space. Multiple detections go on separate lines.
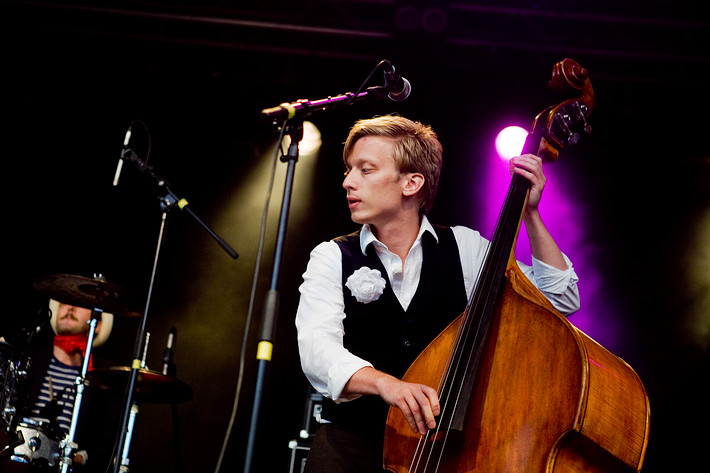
295, 215, 580, 402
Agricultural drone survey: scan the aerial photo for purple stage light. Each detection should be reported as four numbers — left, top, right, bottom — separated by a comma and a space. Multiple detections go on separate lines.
478, 124, 621, 349
494, 126, 527, 161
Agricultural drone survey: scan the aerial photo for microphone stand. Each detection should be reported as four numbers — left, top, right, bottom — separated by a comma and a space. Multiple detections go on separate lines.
243, 62, 407, 473
121, 148, 240, 260
112, 150, 239, 473
243, 119, 303, 473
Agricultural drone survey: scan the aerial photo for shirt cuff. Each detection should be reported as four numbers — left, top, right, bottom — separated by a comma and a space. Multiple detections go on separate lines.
530, 253, 579, 294
328, 358, 373, 403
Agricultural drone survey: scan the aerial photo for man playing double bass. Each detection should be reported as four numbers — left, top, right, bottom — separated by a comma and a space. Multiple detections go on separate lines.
295, 114, 580, 472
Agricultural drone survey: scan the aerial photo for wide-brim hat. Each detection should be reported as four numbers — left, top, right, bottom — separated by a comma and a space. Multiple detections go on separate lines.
48, 299, 113, 347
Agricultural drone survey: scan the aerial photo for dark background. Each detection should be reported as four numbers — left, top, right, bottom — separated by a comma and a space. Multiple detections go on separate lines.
2, 1, 708, 472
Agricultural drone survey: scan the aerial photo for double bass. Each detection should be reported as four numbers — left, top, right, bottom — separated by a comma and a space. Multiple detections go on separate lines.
383, 59, 650, 473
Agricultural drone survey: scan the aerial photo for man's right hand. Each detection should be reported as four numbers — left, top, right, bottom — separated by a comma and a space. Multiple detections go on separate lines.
343, 367, 439, 435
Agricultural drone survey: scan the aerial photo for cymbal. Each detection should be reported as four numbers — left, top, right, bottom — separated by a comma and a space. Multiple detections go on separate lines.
33, 274, 141, 317
86, 366, 193, 404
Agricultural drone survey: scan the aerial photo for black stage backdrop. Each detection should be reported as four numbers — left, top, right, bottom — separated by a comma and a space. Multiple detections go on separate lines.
2, 2, 709, 473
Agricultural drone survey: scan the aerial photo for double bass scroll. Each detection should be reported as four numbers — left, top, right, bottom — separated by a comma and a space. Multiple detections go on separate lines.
383, 59, 650, 473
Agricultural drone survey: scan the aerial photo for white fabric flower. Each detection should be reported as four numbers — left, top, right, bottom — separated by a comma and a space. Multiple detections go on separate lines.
345, 266, 387, 304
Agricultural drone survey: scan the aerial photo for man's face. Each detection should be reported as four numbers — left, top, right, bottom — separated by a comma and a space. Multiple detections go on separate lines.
342, 136, 407, 228
55, 303, 94, 336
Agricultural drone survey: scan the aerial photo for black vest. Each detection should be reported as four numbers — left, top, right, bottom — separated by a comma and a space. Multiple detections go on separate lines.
321, 225, 468, 447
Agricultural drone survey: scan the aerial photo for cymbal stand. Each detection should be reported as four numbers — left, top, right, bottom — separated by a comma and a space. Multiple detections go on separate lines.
112, 147, 238, 473
118, 403, 139, 471
59, 280, 105, 473
117, 332, 150, 473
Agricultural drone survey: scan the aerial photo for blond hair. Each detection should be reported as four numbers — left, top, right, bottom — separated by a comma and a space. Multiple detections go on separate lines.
343, 115, 442, 214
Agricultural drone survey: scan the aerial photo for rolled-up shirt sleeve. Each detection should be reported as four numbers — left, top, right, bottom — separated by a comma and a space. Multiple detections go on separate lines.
295, 241, 372, 402
517, 254, 580, 315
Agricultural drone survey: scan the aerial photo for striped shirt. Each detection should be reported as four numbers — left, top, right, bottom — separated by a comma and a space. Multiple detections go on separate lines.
31, 356, 81, 432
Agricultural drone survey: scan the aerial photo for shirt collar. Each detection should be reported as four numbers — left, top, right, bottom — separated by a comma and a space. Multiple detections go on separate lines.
359, 215, 440, 255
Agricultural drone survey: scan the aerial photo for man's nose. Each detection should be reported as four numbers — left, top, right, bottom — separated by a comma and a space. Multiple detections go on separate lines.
342, 172, 354, 189
63, 305, 78, 317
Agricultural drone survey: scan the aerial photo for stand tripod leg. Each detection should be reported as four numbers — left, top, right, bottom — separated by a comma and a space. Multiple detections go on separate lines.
119, 403, 139, 472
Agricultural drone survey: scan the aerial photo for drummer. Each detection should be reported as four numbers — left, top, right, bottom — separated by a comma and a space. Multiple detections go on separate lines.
18, 300, 121, 471
27, 302, 112, 431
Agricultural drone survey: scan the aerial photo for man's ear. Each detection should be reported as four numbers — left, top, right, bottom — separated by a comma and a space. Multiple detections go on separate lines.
402, 172, 425, 197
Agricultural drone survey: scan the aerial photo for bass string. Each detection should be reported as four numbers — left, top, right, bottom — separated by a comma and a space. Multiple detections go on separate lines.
408, 286, 493, 473
406, 262, 502, 471
407, 174, 529, 472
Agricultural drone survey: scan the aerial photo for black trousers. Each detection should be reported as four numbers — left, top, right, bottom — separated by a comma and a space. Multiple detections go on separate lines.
304, 423, 388, 473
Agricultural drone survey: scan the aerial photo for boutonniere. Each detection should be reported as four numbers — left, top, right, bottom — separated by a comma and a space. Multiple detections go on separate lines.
345, 266, 386, 304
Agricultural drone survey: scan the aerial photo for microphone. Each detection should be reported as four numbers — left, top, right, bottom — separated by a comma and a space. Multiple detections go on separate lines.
260, 60, 411, 122
382, 60, 411, 102
162, 326, 176, 376
113, 124, 132, 187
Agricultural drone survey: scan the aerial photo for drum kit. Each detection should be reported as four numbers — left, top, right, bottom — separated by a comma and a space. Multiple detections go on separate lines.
1, 274, 193, 472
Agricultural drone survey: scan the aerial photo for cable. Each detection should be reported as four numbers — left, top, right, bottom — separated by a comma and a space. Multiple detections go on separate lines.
212, 121, 288, 473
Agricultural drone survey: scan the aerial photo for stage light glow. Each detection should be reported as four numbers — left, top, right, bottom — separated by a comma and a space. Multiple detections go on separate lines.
172, 128, 321, 389
478, 125, 619, 349
282, 121, 322, 157
681, 205, 710, 349
494, 126, 528, 160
